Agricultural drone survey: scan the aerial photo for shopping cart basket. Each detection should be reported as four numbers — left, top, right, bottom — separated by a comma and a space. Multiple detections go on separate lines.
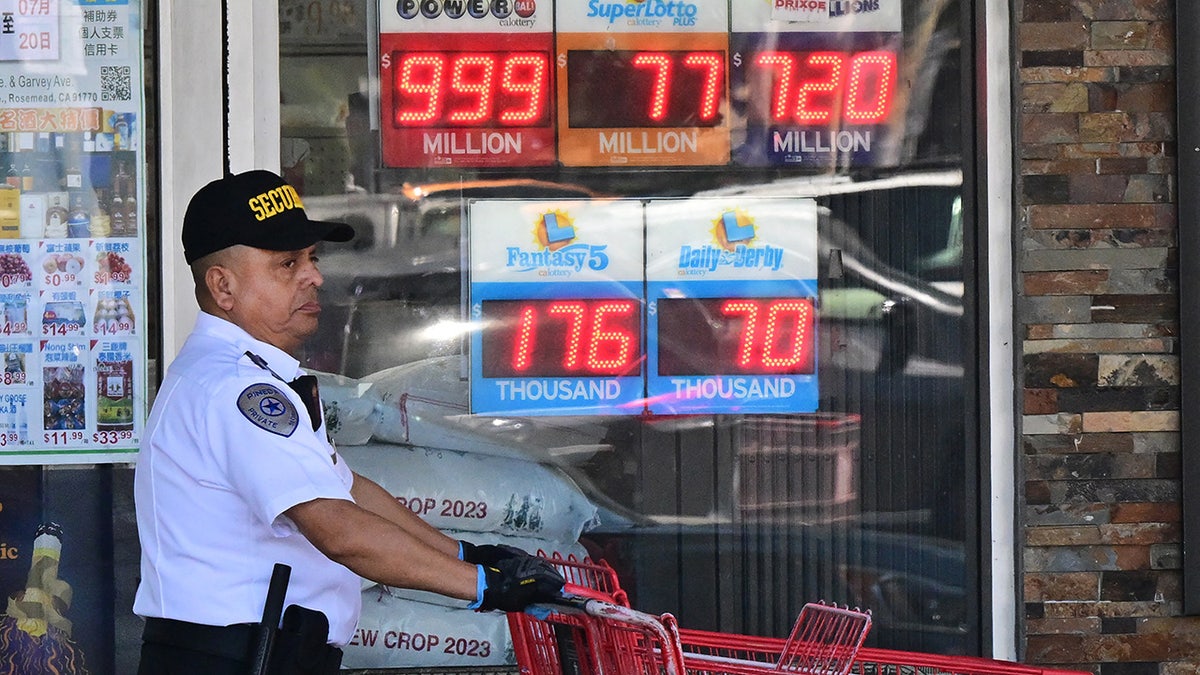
675, 602, 871, 675
513, 554, 1090, 675
673, 629, 1092, 675
513, 555, 870, 675
512, 581, 685, 675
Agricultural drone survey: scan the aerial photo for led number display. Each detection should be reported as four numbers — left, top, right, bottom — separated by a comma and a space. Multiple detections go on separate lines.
752, 50, 896, 125
566, 50, 725, 128
555, 31, 731, 167
390, 50, 551, 128
379, 33, 556, 167
730, 31, 901, 168
480, 298, 643, 378
656, 297, 816, 376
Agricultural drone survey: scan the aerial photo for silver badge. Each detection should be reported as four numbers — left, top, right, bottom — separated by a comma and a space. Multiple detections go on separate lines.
237, 384, 299, 437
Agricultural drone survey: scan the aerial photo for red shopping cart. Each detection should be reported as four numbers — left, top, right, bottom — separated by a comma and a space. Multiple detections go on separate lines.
674, 603, 870, 675
511, 554, 1091, 675
511, 555, 869, 675
510, 580, 685, 675
673, 629, 1094, 675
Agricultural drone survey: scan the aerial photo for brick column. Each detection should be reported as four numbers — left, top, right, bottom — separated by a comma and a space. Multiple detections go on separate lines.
1015, 0, 1197, 671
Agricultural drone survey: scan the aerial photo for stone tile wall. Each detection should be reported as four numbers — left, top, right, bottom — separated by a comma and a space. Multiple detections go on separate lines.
1015, 0, 1197, 671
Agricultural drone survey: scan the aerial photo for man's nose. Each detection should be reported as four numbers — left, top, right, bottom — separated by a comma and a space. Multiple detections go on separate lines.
302, 259, 324, 287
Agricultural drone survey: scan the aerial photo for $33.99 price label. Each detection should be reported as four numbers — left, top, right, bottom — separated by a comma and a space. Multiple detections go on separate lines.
92, 429, 134, 445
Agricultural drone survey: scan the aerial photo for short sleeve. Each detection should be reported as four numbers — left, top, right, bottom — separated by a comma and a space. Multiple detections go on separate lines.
213, 379, 354, 531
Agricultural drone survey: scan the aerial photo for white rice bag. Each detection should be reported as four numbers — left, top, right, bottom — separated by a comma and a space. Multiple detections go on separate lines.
339, 443, 600, 542
311, 370, 383, 446
362, 356, 612, 463
343, 586, 513, 669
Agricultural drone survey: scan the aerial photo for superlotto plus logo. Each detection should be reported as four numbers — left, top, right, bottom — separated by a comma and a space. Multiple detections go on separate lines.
677, 209, 784, 274
396, 0, 538, 20
504, 210, 611, 274
586, 0, 702, 27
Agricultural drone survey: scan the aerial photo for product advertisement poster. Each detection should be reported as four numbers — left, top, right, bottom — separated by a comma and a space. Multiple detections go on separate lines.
0, 468, 118, 673
0, 0, 145, 464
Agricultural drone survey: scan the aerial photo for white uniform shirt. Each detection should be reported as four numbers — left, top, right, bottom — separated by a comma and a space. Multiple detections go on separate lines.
133, 312, 361, 645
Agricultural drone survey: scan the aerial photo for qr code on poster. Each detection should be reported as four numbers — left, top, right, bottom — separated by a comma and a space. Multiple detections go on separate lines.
101, 65, 132, 102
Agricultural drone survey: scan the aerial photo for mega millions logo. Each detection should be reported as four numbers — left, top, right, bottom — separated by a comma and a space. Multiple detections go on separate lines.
504, 209, 611, 273
764, 0, 885, 18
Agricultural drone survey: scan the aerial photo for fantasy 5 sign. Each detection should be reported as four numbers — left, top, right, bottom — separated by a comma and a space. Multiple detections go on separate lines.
468, 197, 818, 416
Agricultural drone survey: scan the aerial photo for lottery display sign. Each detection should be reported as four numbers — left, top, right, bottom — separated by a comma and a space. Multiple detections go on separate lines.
645, 197, 820, 414
469, 199, 646, 416
379, 1, 556, 167
554, 0, 730, 167
729, 1, 903, 168
467, 196, 820, 416
376, 0, 904, 170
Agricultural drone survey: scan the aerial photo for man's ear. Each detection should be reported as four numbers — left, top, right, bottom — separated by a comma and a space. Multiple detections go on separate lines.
205, 265, 236, 312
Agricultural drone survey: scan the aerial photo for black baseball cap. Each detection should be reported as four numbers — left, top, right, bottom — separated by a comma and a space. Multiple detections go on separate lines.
182, 170, 354, 264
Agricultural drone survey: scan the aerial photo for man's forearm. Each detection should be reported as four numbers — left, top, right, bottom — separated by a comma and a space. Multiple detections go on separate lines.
288, 496, 478, 599
350, 472, 460, 558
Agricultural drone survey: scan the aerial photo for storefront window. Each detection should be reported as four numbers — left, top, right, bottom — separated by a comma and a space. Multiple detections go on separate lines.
280, 0, 976, 667
0, 2, 151, 673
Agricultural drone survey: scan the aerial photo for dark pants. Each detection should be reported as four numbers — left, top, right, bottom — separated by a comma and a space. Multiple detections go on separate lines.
138, 618, 254, 675
137, 641, 247, 675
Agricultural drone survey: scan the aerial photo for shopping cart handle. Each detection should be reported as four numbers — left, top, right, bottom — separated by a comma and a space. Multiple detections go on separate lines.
560, 582, 617, 604
526, 583, 607, 616
524, 583, 686, 675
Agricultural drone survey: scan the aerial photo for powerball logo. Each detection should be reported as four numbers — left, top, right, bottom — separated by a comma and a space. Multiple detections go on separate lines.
677, 209, 784, 274
504, 210, 612, 273
396, 0, 538, 20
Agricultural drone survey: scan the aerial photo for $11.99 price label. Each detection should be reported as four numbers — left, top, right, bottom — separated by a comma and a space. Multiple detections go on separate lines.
43, 430, 85, 445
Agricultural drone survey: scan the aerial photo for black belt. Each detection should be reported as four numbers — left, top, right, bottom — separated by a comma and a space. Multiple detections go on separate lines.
142, 617, 256, 662
143, 615, 344, 674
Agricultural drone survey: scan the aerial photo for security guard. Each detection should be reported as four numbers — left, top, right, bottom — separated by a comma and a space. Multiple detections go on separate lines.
134, 170, 563, 674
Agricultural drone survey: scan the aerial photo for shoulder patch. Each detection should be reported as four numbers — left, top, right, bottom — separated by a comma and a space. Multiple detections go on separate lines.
236, 384, 299, 437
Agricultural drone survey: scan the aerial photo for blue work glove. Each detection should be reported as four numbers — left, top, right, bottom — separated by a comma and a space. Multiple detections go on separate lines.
459, 540, 529, 566
470, 555, 565, 613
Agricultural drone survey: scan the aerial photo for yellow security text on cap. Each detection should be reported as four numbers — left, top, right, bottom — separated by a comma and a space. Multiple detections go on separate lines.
247, 185, 306, 221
